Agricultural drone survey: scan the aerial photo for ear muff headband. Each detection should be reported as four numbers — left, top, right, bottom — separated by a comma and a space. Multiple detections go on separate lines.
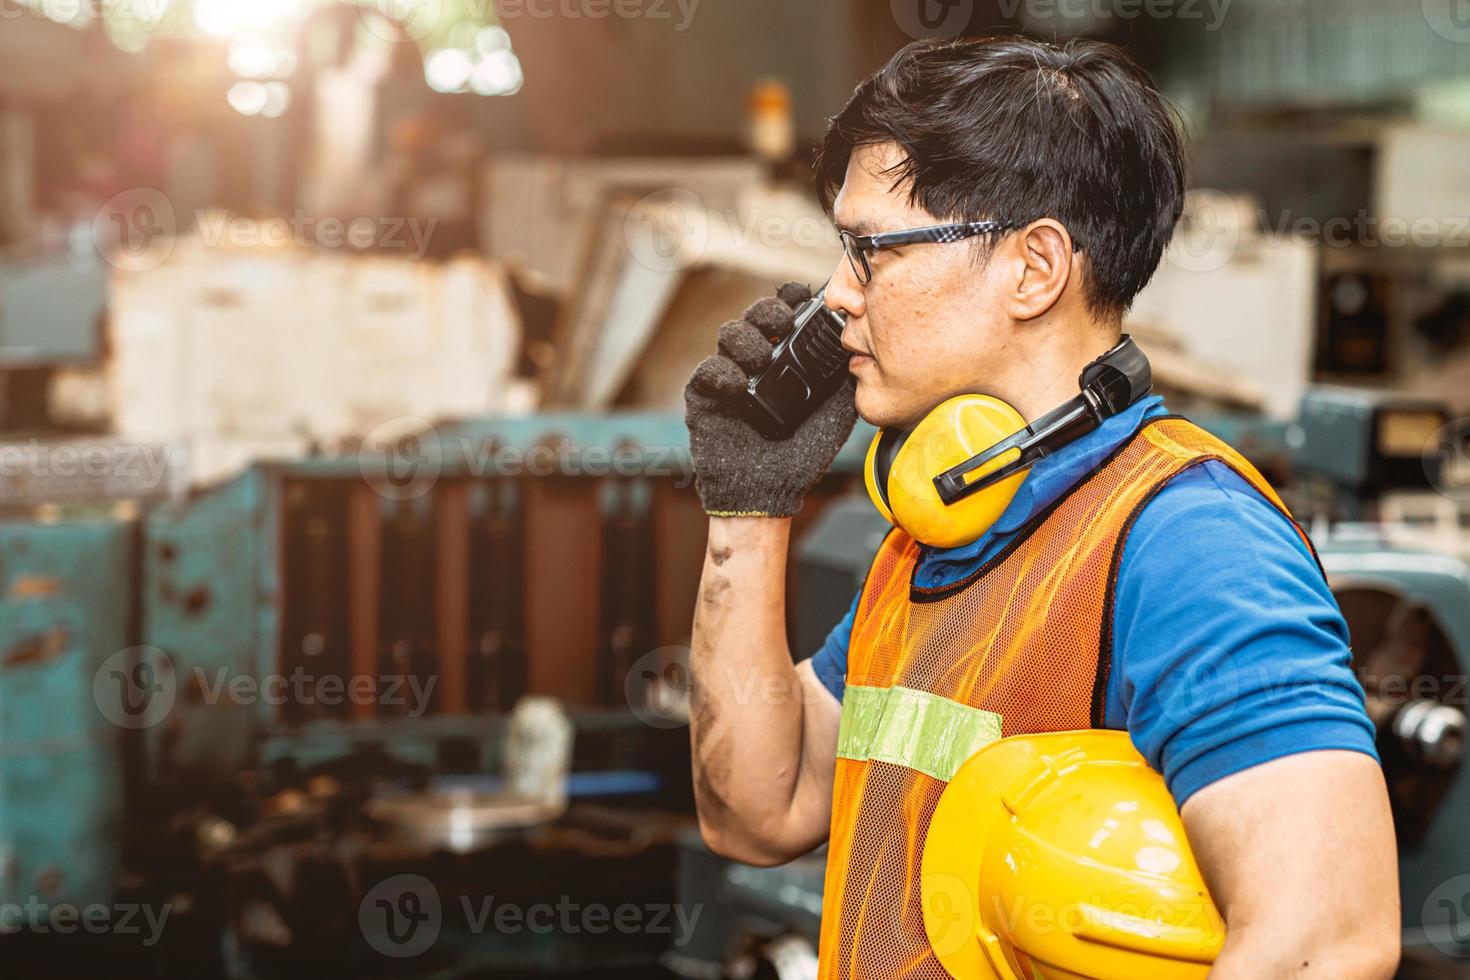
933, 335, 1152, 505
865, 336, 1152, 549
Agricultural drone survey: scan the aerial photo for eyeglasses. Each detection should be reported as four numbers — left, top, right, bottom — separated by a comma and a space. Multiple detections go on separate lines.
838, 220, 1081, 285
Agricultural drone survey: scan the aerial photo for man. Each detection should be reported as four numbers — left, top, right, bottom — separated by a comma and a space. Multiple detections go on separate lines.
683, 36, 1399, 979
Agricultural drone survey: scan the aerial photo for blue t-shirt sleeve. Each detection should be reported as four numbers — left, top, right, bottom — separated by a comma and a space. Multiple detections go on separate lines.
1106, 460, 1380, 806
807, 591, 857, 703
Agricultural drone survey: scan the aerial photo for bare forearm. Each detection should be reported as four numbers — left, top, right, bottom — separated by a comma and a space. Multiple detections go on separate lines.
689, 516, 813, 862
1209, 925, 1399, 979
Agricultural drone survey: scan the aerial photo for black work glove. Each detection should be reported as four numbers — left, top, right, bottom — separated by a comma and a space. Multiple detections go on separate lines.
684, 282, 858, 517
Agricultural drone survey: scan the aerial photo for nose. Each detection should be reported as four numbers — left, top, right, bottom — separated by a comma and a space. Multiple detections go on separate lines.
824, 253, 866, 320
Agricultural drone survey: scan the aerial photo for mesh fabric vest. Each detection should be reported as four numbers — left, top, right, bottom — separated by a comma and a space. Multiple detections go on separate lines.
816, 417, 1316, 979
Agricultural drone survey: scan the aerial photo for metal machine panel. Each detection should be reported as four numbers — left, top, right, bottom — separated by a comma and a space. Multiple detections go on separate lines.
0, 251, 107, 365
1318, 541, 1470, 964
1295, 387, 1448, 495
0, 519, 134, 909
142, 471, 266, 779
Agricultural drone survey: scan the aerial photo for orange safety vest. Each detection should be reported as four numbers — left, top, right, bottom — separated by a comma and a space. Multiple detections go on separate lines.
816, 416, 1316, 979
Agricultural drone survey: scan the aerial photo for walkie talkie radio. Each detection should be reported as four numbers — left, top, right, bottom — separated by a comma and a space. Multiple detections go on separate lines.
743, 287, 849, 440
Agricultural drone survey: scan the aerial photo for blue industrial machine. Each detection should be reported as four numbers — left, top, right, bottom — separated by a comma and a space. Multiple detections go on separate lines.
0, 519, 135, 912
0, 239, 108, 367
0, 413, 872, 979
0, 239, 110, 434
1293, 386, 1453, 519
1319, 540, 1470, 967
137, 414, 869, 784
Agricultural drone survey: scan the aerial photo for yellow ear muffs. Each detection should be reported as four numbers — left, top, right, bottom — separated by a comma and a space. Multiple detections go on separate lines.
865, 395, 1031, 550
863, 433, 898, 526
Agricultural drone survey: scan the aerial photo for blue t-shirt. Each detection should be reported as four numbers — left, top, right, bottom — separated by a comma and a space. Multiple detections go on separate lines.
807, 395, 1379, 806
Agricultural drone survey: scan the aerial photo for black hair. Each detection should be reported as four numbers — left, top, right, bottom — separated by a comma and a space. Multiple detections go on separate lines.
816, 36, 1187, 321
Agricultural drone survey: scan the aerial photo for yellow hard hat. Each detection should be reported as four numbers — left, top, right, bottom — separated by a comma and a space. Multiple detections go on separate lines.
921, 730, 1226, 980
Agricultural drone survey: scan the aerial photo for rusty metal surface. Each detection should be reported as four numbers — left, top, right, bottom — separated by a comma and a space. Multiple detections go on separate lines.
127, 414, 869, 774
522, 474, 603, 706
346, 482, 381, 721
435, 481, 471, 715
143, 471, 263, 779
0, 518, 134, 909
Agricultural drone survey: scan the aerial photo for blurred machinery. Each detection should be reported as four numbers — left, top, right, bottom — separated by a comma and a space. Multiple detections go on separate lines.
1293, 386, 1452, 520
0, 411, 869, 980
104, 243, 527, 487
0, 519, 134, 913
1290, 387, 1470, 971
0, 239, 107, 365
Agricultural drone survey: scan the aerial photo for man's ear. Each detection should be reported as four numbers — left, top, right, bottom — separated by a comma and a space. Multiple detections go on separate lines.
1003, 219, 1075, 322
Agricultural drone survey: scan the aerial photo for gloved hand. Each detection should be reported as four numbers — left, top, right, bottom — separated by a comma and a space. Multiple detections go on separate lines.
685, 282, 858, 517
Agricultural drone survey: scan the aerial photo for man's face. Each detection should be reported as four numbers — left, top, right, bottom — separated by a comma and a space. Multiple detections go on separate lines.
828, 142, 1015, 429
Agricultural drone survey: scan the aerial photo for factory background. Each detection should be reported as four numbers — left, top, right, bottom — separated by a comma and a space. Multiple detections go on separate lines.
1, 0, 1469, 977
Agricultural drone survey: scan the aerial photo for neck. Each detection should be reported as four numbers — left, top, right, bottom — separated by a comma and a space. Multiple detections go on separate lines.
992, 324, 1121, 425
